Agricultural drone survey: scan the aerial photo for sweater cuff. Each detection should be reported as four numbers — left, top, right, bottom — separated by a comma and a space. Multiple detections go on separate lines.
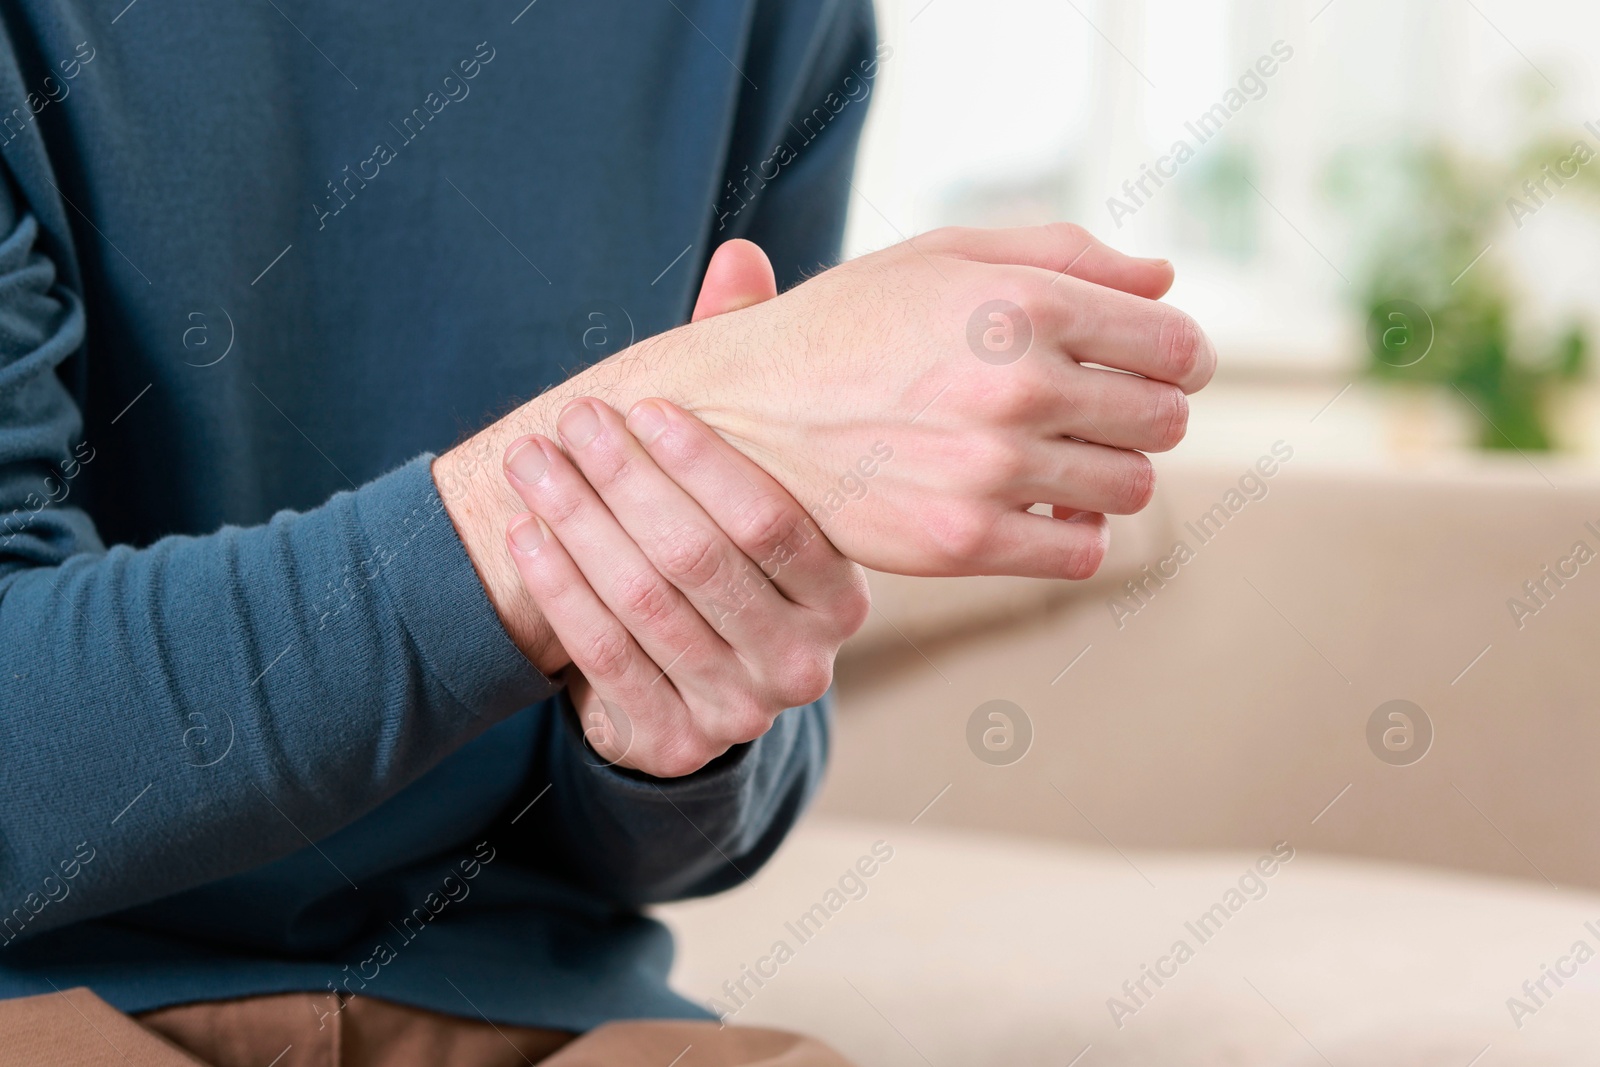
355, 454, 556, 719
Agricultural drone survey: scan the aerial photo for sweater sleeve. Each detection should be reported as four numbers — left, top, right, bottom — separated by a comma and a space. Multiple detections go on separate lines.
0, 168, 555, 943
502, 692, 829, 908
720, 0, 879, 290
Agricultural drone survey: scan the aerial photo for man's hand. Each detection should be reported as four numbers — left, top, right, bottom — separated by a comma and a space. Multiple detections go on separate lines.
433, 224, 1214, 672
500, 396, 868, 776
655, 224, 1212, 580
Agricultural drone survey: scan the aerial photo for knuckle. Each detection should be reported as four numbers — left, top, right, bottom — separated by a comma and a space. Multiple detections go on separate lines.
659, 728, 727, 777
576, 627, 632, 680
581, 442, 635, 490
648, 748, 707, 779
722, 692, 778, 745
955, 430, 1022, 486
982, 436, 1029, 486
1151, 386, 1189, 451
832, 573, 872, 638
1060, 524, 1110, 580
640, 409, 702, 468
615, 568, 678, 628
925, 508, 994, 565
1047, 220, 1090, 249
657, 524, 725, 590
735, 495, 802, 563
706, 567, 765, 627
535, 485, 584, 527
983, 373, 1042, 422
526, 561, 576, 606
1159, 312, 1204, 383
921, 224, 967, 252
1113, 453, 1157, 512
726, 720, 771, 747
776, 651, 834, 708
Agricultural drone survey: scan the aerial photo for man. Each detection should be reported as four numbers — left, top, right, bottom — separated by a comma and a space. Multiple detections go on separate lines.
0, 1, 1211, 1064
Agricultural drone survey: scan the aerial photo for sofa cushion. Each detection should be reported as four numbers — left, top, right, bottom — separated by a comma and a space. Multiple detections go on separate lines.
656, 818, 1600, 1066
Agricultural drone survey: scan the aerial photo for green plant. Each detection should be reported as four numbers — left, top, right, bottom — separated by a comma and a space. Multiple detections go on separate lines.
1328, 123, 1596, 451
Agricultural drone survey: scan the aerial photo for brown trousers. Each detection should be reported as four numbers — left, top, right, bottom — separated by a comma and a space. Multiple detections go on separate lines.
0, 987, 854, 1067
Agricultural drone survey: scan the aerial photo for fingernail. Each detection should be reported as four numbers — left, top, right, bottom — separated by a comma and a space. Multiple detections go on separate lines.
509, 515, 547, 553
558, 403, 602, 449
627, 401, 668, 445
504, 438, 549, 485
1144, 257, 1171, 266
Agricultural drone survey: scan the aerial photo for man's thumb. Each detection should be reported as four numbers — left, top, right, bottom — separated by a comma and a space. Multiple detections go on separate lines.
691, 239, 779, 321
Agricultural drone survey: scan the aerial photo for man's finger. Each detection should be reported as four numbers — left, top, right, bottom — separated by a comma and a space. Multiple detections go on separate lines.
922, 222, 1174, 299
965, 507, 1112, 581
1048, 364, 1190, 453
626, 398, 869, 625
1031, 269, 1216, 393
554, 398, 795, 653
1021, 439, 1156, 516
503, 513, 704, 774
502, 433, 724, 674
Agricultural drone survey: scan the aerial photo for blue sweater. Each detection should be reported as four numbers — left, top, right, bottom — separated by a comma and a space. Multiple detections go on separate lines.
0, 0, 877, 1030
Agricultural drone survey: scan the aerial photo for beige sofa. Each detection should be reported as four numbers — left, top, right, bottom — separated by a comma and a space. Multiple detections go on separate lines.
658, 457, 1600, 1065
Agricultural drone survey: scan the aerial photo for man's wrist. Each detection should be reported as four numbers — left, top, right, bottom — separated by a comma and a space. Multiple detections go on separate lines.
430, 342, 693, 675
433, 444, 565, 674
